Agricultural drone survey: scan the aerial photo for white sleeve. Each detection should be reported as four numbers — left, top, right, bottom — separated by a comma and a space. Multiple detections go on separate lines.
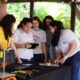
13, 30, 20, 43
41, 31, 47, 43
63, 30, 77, 43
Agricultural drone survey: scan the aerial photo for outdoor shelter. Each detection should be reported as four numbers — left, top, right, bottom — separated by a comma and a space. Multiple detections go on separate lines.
1, 0, 80, 31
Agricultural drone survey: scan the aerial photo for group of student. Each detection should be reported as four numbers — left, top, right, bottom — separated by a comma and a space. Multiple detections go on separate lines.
0, 14, 80, 80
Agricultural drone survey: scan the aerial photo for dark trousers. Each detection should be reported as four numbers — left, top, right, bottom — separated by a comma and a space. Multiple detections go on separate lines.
34, 54, 44, 63
64, 51, 80, 80
21, 58, 35, 63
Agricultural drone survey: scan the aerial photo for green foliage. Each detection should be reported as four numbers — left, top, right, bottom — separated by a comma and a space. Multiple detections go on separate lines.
7, 2, 80, 39
34, 3, 48, 21
34, 3, 71, 29
7, 3, 30, 30
75, 4, 80, 39
75, 17, 80, 39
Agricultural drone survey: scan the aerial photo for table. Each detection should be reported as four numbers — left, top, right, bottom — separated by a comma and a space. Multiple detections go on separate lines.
16, 65, 71, 80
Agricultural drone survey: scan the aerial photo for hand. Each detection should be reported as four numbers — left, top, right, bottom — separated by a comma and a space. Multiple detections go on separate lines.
17, 58, 22, 64
25, 43, 32, 49
44, 57, 48, 63
59, 58, 66, 64
0, 44, 3, 50
34, 46, 38, 50
54, 59, 60, 64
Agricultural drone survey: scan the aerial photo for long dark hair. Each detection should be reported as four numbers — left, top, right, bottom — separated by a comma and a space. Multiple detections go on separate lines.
0, 14, 16, 40
50, 20, 64, 47
43, 15, 54, 31
18, 17, 32, 29
32, 16, 43, 29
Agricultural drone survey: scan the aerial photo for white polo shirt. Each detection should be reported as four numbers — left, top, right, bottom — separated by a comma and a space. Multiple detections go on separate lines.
55, 29, 80, 57
13, 28, 34, 60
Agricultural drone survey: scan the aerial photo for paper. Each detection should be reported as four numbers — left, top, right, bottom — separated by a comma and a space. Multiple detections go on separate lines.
0, 72, 15, 78
39, 63, 59, 67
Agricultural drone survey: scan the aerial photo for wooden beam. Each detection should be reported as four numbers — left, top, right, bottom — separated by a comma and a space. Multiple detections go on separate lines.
8, 0, 70, 3
70, 0, 76, 31
30, 0, 34, 18
76, 5, 80, 21
8, 0, 30, 3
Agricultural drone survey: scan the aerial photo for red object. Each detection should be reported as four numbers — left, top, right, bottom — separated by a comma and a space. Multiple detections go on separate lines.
2, 76, 17, 80
0, 61, 6, 68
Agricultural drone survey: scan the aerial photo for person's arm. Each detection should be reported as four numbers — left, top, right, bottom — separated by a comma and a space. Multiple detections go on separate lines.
41, 43, 48, 62
0, 27, 6, 50
55, 51, 62, 60
64, 41, 77, 60
11, 42, 32, 64
59, 41, 77, 64
13, 30, 32, 49
54, 51, 62, 64
10, 41, 22, 64
10, 41, 20, 58
14, 43, 24, 48
14, 43, 32, 49
41, 31, 48, 62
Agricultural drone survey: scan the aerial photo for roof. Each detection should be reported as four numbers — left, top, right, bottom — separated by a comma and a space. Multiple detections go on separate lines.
8, 0, 71, 3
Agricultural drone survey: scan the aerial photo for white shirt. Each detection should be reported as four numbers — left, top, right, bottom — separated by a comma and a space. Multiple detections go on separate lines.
13, 29, 34, 60
55, 29, 80, 57
31, 29, 46, 54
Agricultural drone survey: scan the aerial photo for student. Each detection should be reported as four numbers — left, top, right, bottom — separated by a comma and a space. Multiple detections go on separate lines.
0, 14, 16, 50
43, 15, 54, 31
13, 18, 34, 63
0, 14, 21, 64
43, 15, 54, 61
31, 16, 47, 63
49, 20, 80, 80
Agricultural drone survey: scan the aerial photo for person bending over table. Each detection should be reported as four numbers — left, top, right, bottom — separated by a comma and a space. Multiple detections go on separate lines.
13, 18, 35, 64
49, 20, 80, 80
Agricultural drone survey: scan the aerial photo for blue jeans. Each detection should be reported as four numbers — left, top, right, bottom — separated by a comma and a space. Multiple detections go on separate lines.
64, 51, 80, 80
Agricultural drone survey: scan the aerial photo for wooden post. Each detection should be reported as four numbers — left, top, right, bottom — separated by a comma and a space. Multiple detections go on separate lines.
70, 0, 76, 32
75, 6, 80, 21
30, 0, 34, 18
